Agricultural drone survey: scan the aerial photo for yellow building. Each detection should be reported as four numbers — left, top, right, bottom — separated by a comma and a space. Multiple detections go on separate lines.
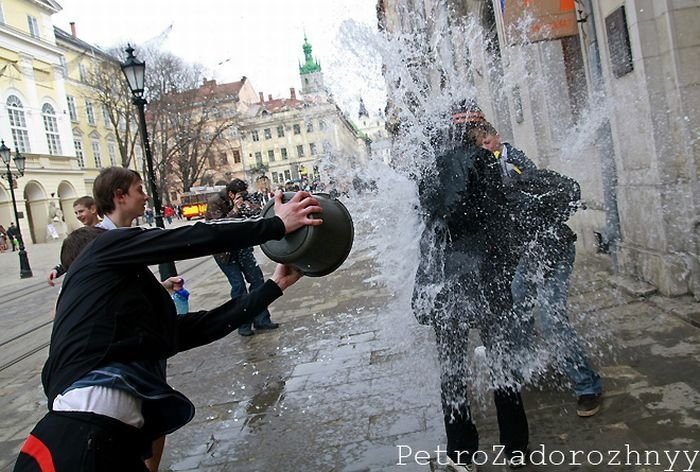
0, 0, 137, 244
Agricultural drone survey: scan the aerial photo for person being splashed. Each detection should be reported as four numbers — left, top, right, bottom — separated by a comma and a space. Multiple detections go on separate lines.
413, 100, 531, 471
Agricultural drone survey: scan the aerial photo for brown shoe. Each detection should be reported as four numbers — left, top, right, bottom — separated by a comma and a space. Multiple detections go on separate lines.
577, 394, 601, 417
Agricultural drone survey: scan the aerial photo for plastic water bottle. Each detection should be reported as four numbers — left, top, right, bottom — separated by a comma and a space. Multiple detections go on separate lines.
171, 288, 190, 316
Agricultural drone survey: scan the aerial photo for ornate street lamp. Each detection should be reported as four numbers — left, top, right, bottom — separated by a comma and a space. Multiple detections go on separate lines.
120, 45, 177, 280
0, 140, 33, 278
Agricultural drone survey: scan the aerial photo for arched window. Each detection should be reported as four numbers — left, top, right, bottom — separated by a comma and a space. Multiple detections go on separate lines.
7, 95, 30, 152
42, 103, 62, 155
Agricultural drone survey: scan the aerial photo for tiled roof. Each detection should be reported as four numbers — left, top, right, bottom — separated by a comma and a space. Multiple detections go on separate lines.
168, 79, 245, 103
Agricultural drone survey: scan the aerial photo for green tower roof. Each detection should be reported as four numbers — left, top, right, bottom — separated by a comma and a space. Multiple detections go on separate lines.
299, 34, 322, 75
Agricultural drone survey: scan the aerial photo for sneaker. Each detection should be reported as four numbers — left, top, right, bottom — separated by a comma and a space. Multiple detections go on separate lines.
445, 456, 477, 472
577, 393, 601, 417
238, 325, 254, 336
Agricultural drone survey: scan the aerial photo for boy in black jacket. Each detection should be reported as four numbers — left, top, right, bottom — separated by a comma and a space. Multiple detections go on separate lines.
14, 191, 322, 472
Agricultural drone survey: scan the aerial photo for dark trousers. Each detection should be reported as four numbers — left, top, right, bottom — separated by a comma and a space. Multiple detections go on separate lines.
214, 247, 272, 328
434, 303, 529, 464
14, 411, 150, 472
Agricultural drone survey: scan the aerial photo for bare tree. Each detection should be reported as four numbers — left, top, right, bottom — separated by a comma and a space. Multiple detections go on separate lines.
141, 49, 239, 198
81, 46, 141, 168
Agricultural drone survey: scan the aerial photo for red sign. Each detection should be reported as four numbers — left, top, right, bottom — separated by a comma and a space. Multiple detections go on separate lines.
503, 0, 578, 44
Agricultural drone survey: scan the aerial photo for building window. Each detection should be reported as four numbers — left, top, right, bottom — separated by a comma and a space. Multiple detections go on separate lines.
284, 169, 291, 181
102, 105, 112, 128
251, 130, 259, 142
85, 100, 95, 125
297, 145, 305, 157
7, 95, 30, 153
319, 120, 327, 131
233, 150, 241, 163
272, 172, 279, 184
276, 125, 285, 138
267, 149, 275, 162
264, 128, 272, 139
78, 64, 88, 82
293, 124, 301, 135
281, 147, 288, 160
306, 121, 314, 133
309, 143, 317, 155
108, 141, 117, 166
208, 153, 216, 167
219, 152, 228, 165
255, 151, 262, 166
27, 15, 39, 38
42, 103, 62, 155
66, 96, 78, 121
91, 140, 102, 168
74, 139, 85, 168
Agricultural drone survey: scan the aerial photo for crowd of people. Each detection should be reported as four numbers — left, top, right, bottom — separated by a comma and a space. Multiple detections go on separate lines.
12, 98, 601, 472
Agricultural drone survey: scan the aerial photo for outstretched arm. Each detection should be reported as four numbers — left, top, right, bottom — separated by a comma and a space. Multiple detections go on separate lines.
175, 264, 303, 351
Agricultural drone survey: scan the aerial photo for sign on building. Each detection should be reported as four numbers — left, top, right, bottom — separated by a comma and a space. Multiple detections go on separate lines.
502, 0, 578, 44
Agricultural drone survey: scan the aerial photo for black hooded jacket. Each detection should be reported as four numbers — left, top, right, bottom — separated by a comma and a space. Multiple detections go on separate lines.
42, 218, 285, 408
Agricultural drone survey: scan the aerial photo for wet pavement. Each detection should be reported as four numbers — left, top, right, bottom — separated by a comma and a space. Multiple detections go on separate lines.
0, 224, 699, 471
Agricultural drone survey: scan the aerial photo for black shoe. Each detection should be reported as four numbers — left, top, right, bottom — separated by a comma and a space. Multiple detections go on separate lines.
577, 393, 602, 417
506, 448, 530, 469
238, 325, 254, 336
254, 321, 279, 330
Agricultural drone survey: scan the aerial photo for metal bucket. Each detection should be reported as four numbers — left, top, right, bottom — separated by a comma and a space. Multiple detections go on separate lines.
260, 192, 354, 277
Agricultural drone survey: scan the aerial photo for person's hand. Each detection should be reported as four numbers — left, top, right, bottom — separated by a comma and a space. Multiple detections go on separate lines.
161, 276, 184, 293
271, 264, 304, 291
232, 193, 244, 209
273, 191, 323, 234
47, 269, 58, 287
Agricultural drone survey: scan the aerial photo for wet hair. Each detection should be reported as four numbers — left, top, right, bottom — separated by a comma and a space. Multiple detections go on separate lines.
93, 167, 142, 216
73, 195, 96, 209
449, 98, 486, 147
226, 178, 248, 195
60, 226, 107, 270
467, 122, 498, 145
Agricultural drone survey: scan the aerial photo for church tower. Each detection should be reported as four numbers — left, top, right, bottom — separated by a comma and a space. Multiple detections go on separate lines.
298, 34, 325, 96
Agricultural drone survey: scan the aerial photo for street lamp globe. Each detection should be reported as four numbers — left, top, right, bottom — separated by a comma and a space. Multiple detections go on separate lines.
0, 140, 10, 165
13, 148, 25, 175
120, 44, 146, 97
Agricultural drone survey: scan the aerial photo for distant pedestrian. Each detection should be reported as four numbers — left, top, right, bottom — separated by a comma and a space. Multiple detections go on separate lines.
144, 207, 154, 226
164, 205, 175, 225
0, 224, 7, 252
6, 222, 20, 252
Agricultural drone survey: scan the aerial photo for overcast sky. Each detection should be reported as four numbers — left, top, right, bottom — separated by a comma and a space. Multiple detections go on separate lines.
53, 0, 386, 115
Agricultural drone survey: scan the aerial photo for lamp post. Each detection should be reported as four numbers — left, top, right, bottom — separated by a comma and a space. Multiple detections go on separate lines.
120, 45, 177, 281
0, 141, 33, 278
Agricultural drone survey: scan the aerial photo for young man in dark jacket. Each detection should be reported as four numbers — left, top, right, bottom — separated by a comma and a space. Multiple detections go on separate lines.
413, 102, 530, 471
14, 191, 322, 472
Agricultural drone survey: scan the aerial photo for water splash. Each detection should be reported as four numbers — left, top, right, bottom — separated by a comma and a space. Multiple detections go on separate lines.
319, 9, 618, 410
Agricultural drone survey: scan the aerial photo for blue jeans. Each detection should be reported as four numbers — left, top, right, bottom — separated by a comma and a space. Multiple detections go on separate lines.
512, 243, 602, 397
214, 247, 272, 328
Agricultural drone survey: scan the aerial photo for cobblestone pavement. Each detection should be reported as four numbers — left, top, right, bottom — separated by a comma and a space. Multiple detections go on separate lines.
0, 222, 699, 471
